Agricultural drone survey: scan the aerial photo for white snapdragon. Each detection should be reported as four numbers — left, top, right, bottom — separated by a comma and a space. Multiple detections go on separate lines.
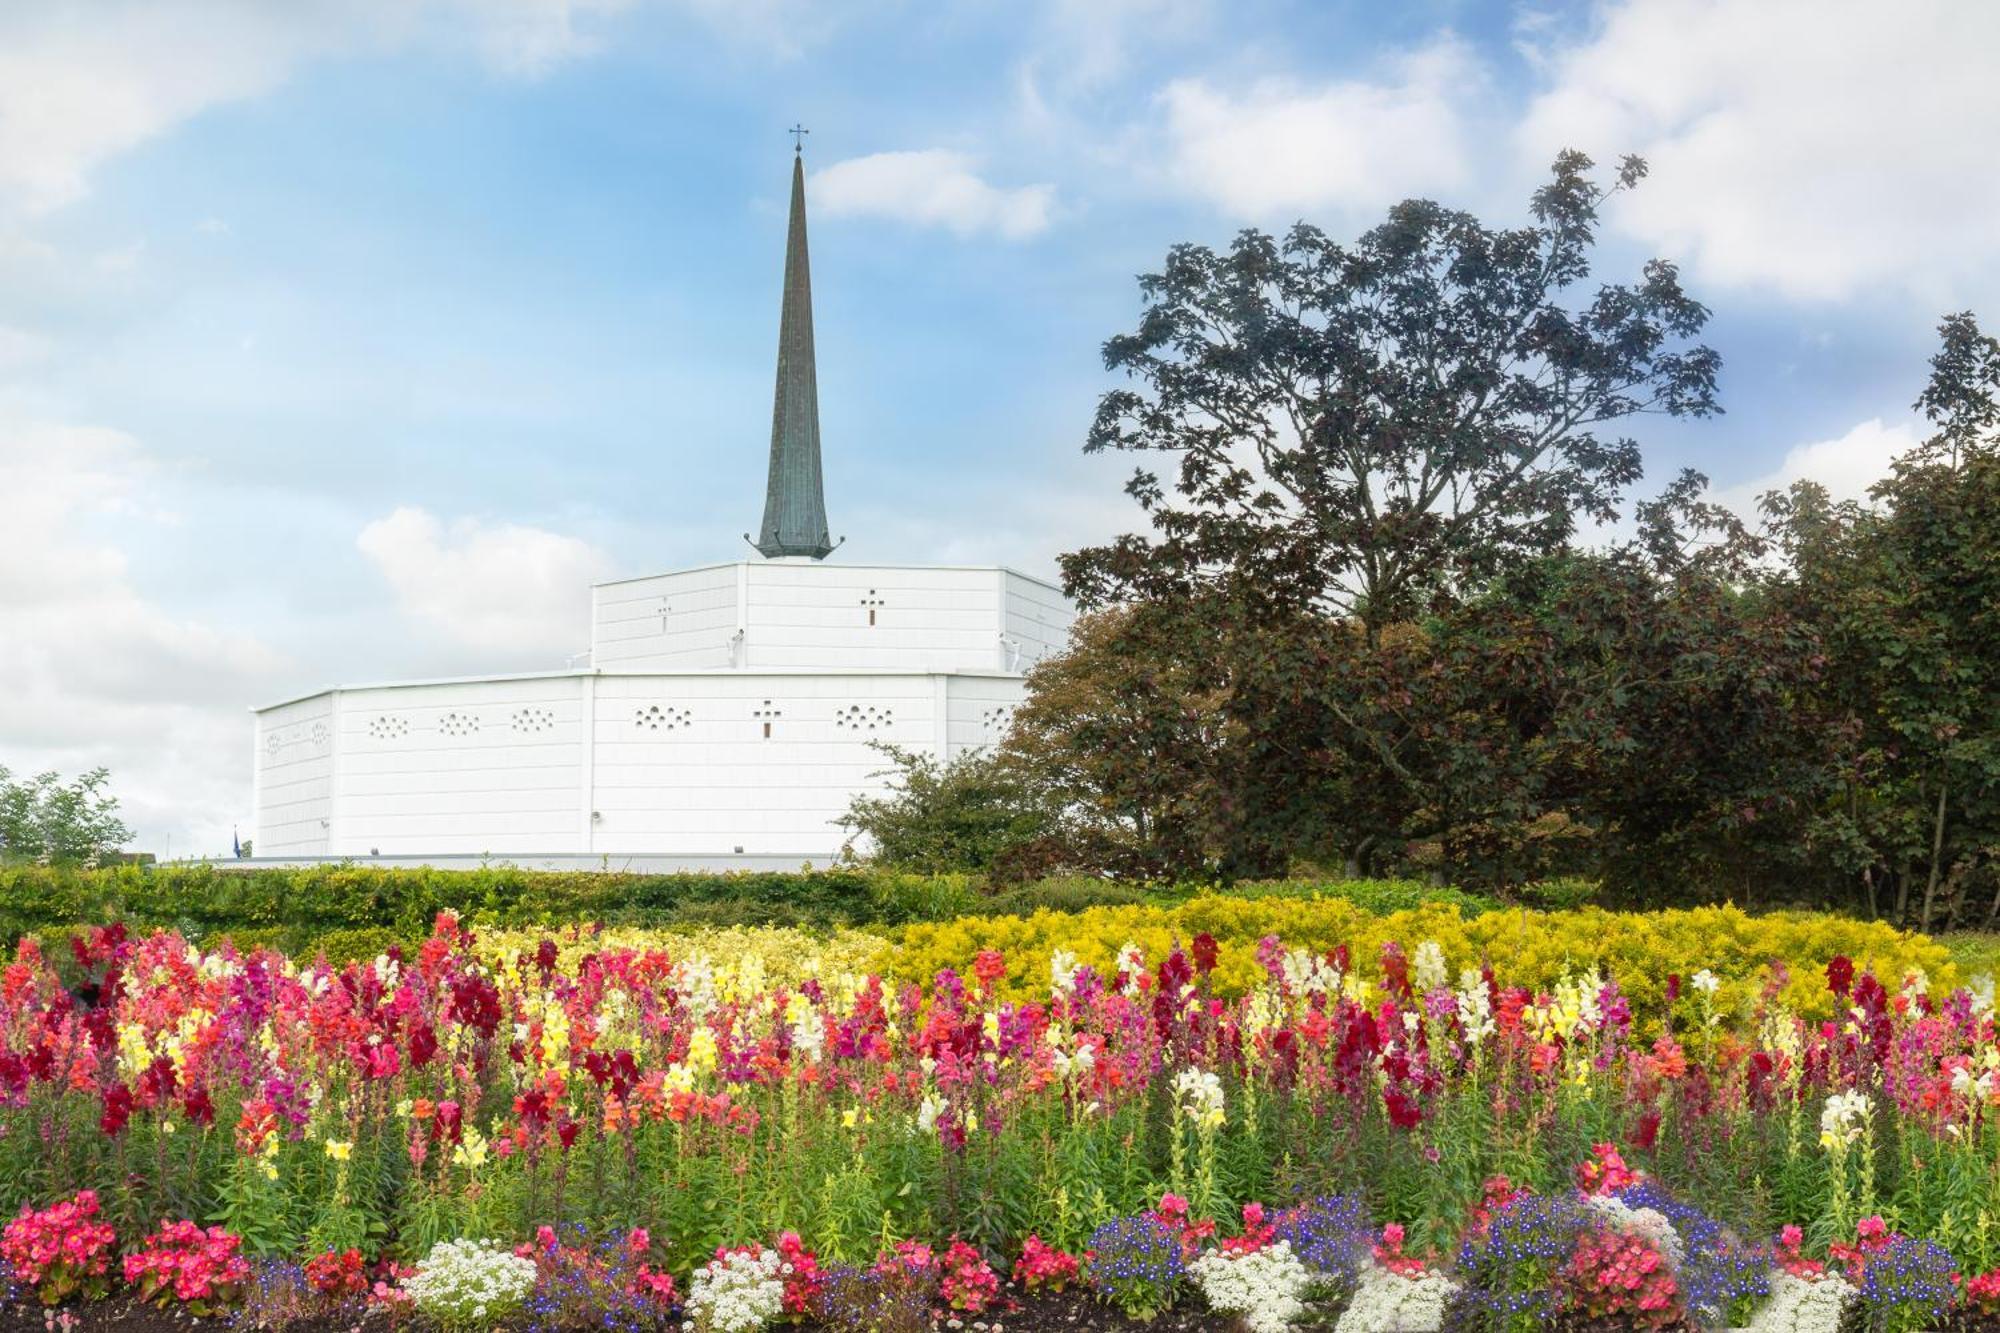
1333, 1262, 1458, 1333
1412, 940, 1449, 995
402, 1238, 537, 1329
1048, 1030, 1095, 1081
1282, 948, 1341, 997
1737, 1270, 1855, 1333
1970, 973, 1995, 1019
683, 1247, 786, 1333
1690, 968, 1721, 998
1455, 968, 1495, 1046
1190, 1242, 1314, 1333
1819, 1090, 1871, 1150
1050, 948, 1080, 997
1116, 942, 1149, 995
1172, 1067, 1226, 1129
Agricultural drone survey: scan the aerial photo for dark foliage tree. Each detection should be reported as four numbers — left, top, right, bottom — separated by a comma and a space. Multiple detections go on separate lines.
999, 606, 1241, 877
1063, 151, 1720, 642
1762, 313, 2000, 928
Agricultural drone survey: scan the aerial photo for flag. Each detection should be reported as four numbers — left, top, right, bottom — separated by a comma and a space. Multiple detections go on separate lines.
233, 826, 242, 858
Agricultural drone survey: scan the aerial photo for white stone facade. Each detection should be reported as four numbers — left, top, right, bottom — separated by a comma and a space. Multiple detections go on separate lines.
251, 562, 1073, 862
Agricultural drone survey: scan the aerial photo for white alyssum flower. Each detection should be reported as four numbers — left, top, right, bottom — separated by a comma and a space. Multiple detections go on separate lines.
1736, 1269, 1854, 1333
683, 1247, 786, 1333
403, 1238, 537, 1329
1412, 940, 1449, 995
1585, 1195, 1684, 1270
1190, 1242, 1314, 1333
1333, 1261, 1457, 1333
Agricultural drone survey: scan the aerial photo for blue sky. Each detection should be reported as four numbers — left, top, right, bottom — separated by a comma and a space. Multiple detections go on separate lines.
2, 0, 1996, 856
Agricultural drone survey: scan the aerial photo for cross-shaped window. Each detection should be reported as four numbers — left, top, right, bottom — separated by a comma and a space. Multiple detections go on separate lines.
861, 589, 885, 626
753, 699, 783, 738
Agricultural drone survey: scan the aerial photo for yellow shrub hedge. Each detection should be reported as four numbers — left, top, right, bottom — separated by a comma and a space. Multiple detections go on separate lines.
476, 924, 890, 990
877, 898, 1958, 1024
416, 901, 1962, 1029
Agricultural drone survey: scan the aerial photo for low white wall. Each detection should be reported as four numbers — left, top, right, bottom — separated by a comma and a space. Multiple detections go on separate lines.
255, 669, 1034, 860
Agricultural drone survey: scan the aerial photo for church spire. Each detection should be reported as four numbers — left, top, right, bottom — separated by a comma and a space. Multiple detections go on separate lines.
755, 136, 835, 560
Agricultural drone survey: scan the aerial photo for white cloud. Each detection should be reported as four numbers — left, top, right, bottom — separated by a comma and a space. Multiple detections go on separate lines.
1714, 417, 1918, 518
812, 151, 1058, 240
357, 506, 612, 657
1157, 36, 1483, 222
450, 0, 637, 78
1024, 0, 1209, 96
0, 417, 289, 858
0, 6, 306, 213
1518, 0, 2000, 303
0, 0, 803, 215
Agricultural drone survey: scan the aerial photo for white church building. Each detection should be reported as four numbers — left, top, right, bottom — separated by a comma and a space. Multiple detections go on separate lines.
250, 148, 1074, 868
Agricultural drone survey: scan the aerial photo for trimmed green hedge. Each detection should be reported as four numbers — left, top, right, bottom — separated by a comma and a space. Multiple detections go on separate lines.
0, 864, 982, 943
0, 864, 1497, 958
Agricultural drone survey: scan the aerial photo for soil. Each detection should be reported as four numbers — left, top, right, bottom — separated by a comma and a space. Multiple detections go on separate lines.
5, 1295, 1995, 1333
0, 1291, 1243, 1333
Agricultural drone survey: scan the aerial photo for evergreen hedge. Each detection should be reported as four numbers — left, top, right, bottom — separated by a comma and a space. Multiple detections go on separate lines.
0, 863, 1495, 956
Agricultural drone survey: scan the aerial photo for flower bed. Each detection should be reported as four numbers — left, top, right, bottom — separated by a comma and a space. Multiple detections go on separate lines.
0, 914, 1995, 1330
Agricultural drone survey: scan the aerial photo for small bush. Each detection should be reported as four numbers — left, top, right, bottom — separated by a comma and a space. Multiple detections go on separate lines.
307, 926, 409, 966
403, 1238, 537, 1330
1088, 1215, 1185, 1321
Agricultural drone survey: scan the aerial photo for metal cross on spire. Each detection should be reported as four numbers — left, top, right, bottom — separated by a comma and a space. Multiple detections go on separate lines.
789, 123, 809, 153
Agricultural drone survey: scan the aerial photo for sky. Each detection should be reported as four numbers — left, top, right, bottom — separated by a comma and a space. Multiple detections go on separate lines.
2, 0, 1998, 859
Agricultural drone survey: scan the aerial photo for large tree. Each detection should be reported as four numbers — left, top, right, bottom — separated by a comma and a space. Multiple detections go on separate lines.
1763, 313, 2000, 929
1063, 151, 1720, 641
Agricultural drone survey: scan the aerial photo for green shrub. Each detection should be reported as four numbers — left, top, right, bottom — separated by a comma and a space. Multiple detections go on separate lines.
1186, 877, 1497, 916
207, 926, 301, 956
1514, 876, 1602, 910
983, 877, 1150, 916
0, 864, 975, 943
305, 926, 409, 966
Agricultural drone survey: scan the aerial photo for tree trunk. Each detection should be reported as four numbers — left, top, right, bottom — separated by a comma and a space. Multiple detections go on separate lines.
1919, 779, 1948, 934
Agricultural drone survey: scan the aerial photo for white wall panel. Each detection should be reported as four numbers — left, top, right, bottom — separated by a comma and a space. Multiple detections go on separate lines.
324, 677, 587, 856
253, 694, 334, 856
